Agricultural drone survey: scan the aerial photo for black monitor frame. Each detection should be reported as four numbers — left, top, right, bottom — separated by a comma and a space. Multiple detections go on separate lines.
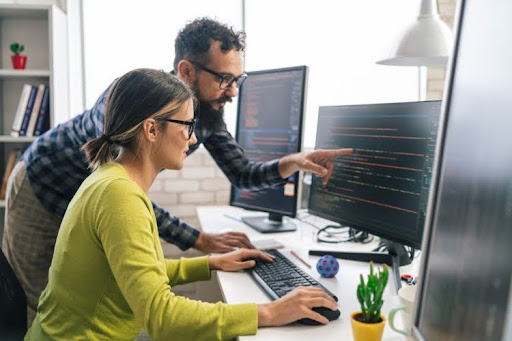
308, 101, 441, 250
229, 66, 308, 233
412, 0, 512, 340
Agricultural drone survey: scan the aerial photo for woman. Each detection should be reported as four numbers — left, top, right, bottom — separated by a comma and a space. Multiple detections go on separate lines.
25, 69, 337, 340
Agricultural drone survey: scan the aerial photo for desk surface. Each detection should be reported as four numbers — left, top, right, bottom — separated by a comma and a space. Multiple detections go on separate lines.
198, 206, 415, 341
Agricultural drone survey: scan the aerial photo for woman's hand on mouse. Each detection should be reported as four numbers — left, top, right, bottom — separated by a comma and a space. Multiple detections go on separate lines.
257, 287, 338, 326
208, 248, 275, 272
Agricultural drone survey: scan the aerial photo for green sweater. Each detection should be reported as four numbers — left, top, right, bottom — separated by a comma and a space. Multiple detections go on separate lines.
25, 162, 258, 341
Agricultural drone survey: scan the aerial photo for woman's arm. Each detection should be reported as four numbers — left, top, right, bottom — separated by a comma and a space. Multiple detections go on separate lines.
96, 180, 258, 341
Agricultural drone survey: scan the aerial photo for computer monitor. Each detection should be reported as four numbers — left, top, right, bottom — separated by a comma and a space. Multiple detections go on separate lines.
308, 101, 441, 250
412, 0, 512, 340
229, 66, 308, 233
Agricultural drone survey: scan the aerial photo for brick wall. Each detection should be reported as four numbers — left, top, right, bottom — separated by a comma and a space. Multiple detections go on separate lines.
148, 148, 230, 231
427, 0, 458, 100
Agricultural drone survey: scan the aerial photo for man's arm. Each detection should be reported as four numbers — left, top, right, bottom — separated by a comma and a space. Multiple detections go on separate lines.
152, 202, 255, 253
278, 149, 354, 185
205, 124, 353, 187
204, 123, 285, 190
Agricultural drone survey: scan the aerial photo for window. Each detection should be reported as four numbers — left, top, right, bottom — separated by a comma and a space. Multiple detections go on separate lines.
82, 0, 242, 115
82, 1, 422, 148
244, 0, 421, 147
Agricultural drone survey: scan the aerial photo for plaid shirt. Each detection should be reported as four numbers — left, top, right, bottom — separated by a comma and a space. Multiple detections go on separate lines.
23, 84, 284, 250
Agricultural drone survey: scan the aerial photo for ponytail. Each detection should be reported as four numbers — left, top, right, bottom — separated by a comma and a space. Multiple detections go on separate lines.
80, 68, 194, 171
81, 135, 114, 171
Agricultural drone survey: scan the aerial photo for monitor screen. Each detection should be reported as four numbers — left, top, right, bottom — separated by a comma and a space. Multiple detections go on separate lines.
308, 101, 441, 249
230, 66, 307, 233
413, 0, 512, 340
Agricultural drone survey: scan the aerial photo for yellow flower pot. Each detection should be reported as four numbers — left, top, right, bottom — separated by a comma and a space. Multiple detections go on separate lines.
350, 311, 386, 341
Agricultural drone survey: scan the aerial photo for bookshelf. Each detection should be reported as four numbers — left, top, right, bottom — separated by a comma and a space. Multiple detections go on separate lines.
0, 5, 68, 219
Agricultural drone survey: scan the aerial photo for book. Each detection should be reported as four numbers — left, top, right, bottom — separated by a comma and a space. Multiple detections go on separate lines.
18, 85, 38, 136
34, 86, 50, 136
10, 84, 33, 137
0, 149, 21, 199
26, 84, 46, 137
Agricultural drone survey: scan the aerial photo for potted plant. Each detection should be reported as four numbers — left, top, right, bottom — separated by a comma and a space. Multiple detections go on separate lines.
351, 262, 389, 341
10, 43, 27, 70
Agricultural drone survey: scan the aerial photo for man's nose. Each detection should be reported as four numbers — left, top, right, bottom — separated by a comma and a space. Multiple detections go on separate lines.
224, 82, 238, 98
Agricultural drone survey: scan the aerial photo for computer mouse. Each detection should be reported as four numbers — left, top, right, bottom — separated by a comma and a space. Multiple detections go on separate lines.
297, 307, 341, 325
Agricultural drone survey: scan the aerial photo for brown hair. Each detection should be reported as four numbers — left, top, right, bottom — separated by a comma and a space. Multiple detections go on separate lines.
81, 68, 194, 170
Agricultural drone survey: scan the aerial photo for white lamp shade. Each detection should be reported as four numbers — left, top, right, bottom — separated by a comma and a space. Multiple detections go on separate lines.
377, 0, 453, 67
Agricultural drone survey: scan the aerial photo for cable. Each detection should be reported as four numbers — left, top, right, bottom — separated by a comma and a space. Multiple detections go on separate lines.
296, 214, 323, 231
296, 214, 373, 244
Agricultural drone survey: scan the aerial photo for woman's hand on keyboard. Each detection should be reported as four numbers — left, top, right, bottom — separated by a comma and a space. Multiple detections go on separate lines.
208, 249, 275, 271
257, 287, 338, 326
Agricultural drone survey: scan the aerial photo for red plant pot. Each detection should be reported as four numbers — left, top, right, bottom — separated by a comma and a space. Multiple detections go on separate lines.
11, 55, 27, 70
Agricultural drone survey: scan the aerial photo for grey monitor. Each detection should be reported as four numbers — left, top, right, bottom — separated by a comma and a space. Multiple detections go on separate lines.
230, 66, 307, 233
309, 101, 441, 250
413, 0, 512, 340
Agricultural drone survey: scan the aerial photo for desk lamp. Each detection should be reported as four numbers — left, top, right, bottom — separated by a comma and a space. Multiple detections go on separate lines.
376, 0, 452, 66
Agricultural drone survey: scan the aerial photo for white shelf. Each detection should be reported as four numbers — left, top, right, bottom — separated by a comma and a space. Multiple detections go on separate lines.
0, 4, 68, 227
0, 6, 49, 20
0, 135, 36, 143
0, 69, 50, 79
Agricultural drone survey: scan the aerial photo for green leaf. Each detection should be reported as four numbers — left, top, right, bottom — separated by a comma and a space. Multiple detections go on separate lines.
355, 262, 390, 323
9, 42, 24, 55
357, 285, 364, 307
10, 43, 19, 54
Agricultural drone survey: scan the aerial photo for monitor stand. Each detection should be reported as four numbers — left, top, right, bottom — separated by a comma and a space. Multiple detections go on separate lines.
242, 213, 297, 233
382, 240, 412, 266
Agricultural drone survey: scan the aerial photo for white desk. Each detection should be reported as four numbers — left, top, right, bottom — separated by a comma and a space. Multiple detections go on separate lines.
197, 206, 416, 341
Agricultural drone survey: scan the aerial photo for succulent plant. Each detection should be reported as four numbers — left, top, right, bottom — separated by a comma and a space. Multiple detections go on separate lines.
356, 262, 389, 323
10, 43, 24, 55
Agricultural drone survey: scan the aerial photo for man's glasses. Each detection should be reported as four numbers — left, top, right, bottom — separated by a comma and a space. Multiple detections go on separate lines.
188, 60, 248, 89
160, 118, 196, 139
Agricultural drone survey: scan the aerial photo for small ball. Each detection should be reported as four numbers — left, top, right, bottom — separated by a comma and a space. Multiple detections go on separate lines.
316, 255, 339, 278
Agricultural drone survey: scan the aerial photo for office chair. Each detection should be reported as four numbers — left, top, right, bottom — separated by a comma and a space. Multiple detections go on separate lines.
0, 248, 27, 340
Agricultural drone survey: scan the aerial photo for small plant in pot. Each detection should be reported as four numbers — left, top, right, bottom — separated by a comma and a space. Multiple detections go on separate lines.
351, 262, 389, 341
10, 42, 27, 70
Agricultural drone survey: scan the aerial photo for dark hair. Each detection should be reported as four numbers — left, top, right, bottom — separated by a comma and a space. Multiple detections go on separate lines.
82, 68, 195, 170
173, 17, 246, 71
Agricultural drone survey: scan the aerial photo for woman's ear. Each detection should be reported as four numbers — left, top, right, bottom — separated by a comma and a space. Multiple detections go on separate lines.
142, 118, 158, 143
177, 60, 195, 87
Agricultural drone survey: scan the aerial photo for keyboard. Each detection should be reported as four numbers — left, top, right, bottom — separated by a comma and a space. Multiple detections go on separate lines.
247, 249, 340, 325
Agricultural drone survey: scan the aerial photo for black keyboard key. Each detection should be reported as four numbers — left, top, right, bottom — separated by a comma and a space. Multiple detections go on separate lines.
247, 249, 338, 303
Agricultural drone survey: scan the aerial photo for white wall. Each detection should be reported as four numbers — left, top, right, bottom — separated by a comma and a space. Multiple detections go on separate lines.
66, 0, 85, 116
82, 0, 242, 112
244, 0, 421, 147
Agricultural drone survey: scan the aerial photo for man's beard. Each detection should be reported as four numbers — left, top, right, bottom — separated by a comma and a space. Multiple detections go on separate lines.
197, 100, 226, 131
193, 82, 232, 131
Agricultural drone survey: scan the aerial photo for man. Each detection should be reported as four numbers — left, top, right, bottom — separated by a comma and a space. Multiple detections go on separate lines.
2, 17, 351, 325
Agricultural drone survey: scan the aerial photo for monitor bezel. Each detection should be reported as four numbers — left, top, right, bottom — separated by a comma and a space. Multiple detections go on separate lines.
229, 65, 308, 218
308, 100, 442, 250
411, 0, 466, 339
